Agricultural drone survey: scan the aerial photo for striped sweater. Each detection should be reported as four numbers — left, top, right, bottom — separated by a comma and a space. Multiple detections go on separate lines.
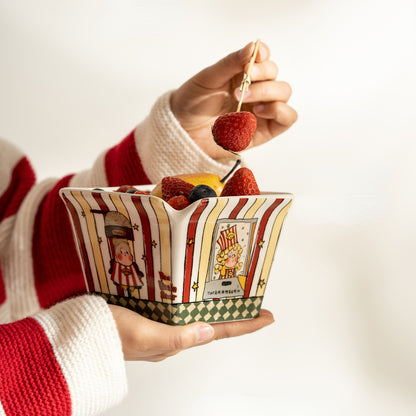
0, 92, 235, 416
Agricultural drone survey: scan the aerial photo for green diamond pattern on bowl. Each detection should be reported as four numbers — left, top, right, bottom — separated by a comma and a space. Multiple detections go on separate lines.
96, 292, 262, 325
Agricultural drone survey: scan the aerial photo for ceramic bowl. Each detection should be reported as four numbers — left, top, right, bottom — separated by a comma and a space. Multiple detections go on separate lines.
59, 186, 292, 325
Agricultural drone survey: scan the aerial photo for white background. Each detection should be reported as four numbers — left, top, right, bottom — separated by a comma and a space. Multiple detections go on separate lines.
1, 1, 415, 415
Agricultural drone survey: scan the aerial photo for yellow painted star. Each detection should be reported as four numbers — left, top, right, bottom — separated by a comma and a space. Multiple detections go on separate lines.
133, 224, 139, 231
187, 238, 194, 245
152, 240, 157, 248
192, 282, 199, 291
258, 240, 265, 248
258, 279, 266, 288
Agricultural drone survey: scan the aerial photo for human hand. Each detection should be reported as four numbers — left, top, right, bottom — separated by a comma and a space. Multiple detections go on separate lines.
170, 41, 297, 160
109, 304, 274, 361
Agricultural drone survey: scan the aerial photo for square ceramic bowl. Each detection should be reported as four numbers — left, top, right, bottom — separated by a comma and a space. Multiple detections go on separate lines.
59, 186, 292, 325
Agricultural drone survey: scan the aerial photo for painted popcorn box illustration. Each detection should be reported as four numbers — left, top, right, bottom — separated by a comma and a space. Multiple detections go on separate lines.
59, 187, 292, 325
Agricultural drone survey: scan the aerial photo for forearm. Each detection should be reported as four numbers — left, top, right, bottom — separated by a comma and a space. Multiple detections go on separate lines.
0, 295, 126, 416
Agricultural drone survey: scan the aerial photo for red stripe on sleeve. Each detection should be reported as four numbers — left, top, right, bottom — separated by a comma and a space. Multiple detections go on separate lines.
0, 157, 36, 222
32, 175, 87, 309
104, 129, 151, 187
0, 317, 71, 415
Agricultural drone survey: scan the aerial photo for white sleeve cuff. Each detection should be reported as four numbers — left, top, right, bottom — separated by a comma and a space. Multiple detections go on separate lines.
34, 295, 127, 416
135, 91, 240, 184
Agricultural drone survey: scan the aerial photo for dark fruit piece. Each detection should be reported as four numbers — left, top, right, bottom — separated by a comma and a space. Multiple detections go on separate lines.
188, 185, 217, 203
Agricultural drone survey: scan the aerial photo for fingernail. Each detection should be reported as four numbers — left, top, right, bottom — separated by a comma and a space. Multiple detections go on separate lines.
196, 324, 214, 343
254, 104, 264, 113
234, 88, 250, 100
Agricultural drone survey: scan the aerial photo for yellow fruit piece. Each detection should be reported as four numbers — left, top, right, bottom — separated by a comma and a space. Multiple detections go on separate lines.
179, 173, 224, 195
151, 184, 163, 198
151, 173, 224, 199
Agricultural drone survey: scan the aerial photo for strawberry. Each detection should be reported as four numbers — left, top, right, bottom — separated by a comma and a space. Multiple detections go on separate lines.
167, 195, 191, 210
115, 185, 137, 193
212, 111, 257, 153
220, 167, 261, 196
134, 190, 151, 195
161, 176, 194, 201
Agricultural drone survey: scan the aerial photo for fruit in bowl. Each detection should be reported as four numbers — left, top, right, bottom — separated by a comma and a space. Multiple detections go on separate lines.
144, 159, 259, 210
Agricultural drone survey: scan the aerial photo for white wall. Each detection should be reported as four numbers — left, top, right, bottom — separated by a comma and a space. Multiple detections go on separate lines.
1, 1, 415, 415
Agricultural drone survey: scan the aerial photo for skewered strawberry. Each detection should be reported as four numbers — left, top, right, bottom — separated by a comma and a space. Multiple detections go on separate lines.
212, 111, 257, 153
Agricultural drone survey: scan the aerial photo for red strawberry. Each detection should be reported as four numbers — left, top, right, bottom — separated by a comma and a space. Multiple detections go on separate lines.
167, 195, 191, 210
115, 185, 137, 193
212, 111, 257, 153
161, 176, 194, 201
220, 167, 261, 196
134, 190, 151, 195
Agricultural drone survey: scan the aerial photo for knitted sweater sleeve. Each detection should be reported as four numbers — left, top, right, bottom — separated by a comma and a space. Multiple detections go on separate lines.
0, 90, 237, 415
0, 141, 127, 415
0, 296, 126, 416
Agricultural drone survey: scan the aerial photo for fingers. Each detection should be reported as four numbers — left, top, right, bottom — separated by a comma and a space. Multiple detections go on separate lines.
135, 319, 214, 351
236, 80, 292, 104
165, 323, 215, 351
256, 42, 271, 62
211, 309, 275, 341
163, 309, 274, 353
247, 60, 278, 82
147, 309, 274, 353
119, 313, 215, 361
113, 303, 274, 362
254, 101, 298, 128
192, 41, 270, 89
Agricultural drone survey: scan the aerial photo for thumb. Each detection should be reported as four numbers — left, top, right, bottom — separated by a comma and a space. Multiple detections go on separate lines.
167, 323, 215, 351
192, 42, 256, 89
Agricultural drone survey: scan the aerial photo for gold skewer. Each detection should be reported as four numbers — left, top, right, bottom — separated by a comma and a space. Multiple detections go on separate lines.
237, 39, 261, 112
